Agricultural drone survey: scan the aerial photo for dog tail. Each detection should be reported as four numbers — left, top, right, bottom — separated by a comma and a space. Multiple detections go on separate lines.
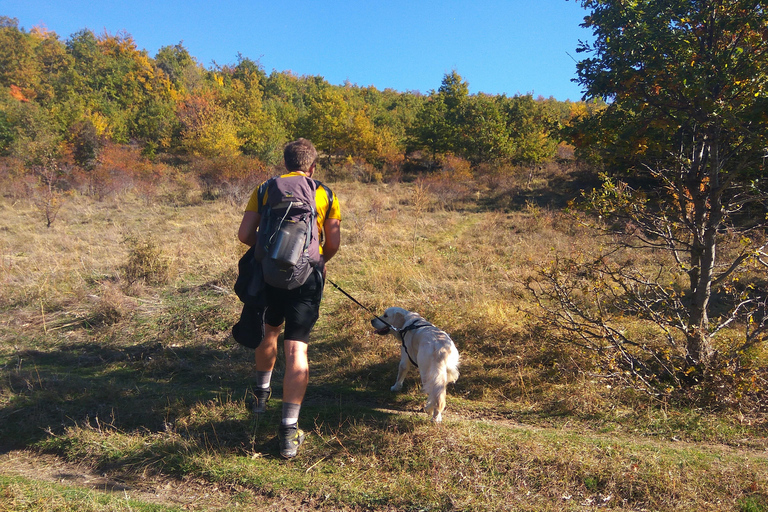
446, 343, 460, 384
426, 342, 460, 422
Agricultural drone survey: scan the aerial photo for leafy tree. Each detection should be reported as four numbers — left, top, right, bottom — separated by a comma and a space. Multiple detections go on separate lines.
177, 92, 241, 157
61, 30, 176, 147
346, 107, 398, 166
372, 88, 423, 153
70, 118, 101, 171
504, 94, 559, 167
5, 97, 68, 226
0, 18, 39, 100
409, 93, 450, 163
231, 54, 266, 86
534, 0, 768, 396
410, 72, 563, 167
299, 86, 350, 166
155, 43, 196, 89
216, 55, 274, 159
438, 70, 469, 112
409, 72, 469, 164
459, 93, 512, 164
0, 109, 13, 155
0, 16, 590, 186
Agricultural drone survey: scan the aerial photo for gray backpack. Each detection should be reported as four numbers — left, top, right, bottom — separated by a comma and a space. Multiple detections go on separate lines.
254, 175, 323, 289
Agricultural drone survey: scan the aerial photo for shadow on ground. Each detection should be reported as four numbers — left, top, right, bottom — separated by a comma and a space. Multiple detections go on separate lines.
0, 336, 413, 467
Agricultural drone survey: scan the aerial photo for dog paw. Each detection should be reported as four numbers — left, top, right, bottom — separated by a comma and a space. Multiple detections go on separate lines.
390, 384, 402, 392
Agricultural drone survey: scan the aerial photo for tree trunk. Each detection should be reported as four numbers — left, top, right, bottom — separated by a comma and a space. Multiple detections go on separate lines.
684, 137, 723, 366
687, 235, 715, 364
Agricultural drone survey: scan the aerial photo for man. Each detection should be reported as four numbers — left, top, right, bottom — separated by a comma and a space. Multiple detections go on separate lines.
237, 138, 341, 458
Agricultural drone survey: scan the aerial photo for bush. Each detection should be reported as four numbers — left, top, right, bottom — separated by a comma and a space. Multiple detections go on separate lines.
329, 156, 381, 183
189, 154, 267, 204
90, 283, 134, 326
122, 236, 172, 285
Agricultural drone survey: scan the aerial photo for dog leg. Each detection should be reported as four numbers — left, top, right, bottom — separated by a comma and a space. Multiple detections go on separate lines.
391, 352, 411, 392
425, 366, 447, 423
431, 389, 446, 422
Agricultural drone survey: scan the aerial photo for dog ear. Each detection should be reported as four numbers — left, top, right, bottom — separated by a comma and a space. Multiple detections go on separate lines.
392, 309, 408, 327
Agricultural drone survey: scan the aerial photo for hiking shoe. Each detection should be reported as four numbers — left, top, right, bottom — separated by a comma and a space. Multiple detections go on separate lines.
279, 424, 305, 459
252, 387, 271, 415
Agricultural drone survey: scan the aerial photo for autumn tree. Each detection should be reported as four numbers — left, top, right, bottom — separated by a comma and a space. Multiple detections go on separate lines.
7, 98, 68, 226
0, 18, 40, 102
533, 0, 768, 397
217, 55, 285, 162
177, 92, 241, 158
370, 88, 423, 155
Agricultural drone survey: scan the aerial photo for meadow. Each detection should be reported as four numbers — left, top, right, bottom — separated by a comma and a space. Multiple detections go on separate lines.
0, 163, 766, 511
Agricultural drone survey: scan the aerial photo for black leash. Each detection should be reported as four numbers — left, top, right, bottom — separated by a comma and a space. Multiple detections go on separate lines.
326, 278, 423, 368
326, 278, 384, 322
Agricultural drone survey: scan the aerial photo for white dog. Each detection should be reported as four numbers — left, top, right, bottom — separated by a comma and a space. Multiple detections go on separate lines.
371, 307, 460, 422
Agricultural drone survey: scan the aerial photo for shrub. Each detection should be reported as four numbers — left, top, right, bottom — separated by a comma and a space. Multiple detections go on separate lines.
419, 155, 477, 209
330, 156, 381, 183
189, 154, 267, 204
90, 283, 134, 326
122, 236, 172, 285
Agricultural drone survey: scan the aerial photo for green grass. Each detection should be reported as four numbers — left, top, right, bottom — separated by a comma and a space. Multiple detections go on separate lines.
1, 175, 766, 511
0, 475, 184, 511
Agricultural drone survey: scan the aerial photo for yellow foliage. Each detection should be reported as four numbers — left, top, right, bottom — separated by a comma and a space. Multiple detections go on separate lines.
84, 110, 110, 136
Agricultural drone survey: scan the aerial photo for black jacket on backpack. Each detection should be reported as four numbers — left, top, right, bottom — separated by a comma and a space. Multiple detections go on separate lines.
232, 175, 335, 349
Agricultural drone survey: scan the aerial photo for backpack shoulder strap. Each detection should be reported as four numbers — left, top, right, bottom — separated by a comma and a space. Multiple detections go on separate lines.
256, 178, 273, 213
314, 179, 334, 219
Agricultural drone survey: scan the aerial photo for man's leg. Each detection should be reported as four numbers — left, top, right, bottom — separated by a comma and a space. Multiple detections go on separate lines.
281, 338, 308, 418
253, 323, 281, 413
277, 271, 320, 457
279, 338, 308, 458
255, 323, 281, 371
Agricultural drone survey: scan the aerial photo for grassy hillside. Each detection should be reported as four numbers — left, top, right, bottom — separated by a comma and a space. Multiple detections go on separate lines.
0, 166, 766, 511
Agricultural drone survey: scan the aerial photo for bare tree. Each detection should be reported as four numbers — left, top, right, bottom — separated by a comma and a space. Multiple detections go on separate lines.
31, 154, 66, 228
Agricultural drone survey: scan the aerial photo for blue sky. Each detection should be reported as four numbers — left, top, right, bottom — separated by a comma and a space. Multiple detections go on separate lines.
3, 0, 593, 101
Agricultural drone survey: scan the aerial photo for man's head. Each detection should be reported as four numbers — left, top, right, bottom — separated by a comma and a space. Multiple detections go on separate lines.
284, 138, 318, 175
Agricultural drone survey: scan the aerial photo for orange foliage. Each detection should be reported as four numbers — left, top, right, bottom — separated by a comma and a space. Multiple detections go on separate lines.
418, 154, 477, 208
29, 25, 56, 40
9, 85, 29, 102
96, 30, 139, 57
69, 142, 169, 199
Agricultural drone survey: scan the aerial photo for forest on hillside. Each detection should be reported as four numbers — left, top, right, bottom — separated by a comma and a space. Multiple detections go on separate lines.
0, 15, 598, 193
1, 0, 766, 403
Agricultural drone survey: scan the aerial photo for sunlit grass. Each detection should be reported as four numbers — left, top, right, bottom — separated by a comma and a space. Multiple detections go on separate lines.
1, 171, 767, 511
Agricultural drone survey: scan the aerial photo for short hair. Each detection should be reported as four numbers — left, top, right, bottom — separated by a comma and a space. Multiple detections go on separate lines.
283, 138, 317, 172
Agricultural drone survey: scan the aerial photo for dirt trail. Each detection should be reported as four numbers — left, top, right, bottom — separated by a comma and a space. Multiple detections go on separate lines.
0, 450, 241, 510
1, 407, 766, 511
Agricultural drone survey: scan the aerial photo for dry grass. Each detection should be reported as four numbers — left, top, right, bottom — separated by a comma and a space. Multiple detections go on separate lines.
1, 168, 767, 511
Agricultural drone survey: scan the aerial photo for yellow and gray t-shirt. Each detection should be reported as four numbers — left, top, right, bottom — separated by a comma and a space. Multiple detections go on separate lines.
245, 172, 341, 253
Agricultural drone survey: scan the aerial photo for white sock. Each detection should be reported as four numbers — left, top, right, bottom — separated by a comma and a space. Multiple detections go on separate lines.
281, 402, 301, 426
255, 370, 272, 389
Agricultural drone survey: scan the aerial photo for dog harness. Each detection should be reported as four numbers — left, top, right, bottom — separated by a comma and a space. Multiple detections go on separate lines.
396, 319, 433, 368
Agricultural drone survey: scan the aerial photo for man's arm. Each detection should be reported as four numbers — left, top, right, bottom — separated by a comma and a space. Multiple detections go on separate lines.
238, 210, 261, 247
321, 218, 341, 263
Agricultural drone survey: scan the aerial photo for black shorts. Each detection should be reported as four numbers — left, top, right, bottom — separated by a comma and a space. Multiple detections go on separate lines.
263, 269, 324, 343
